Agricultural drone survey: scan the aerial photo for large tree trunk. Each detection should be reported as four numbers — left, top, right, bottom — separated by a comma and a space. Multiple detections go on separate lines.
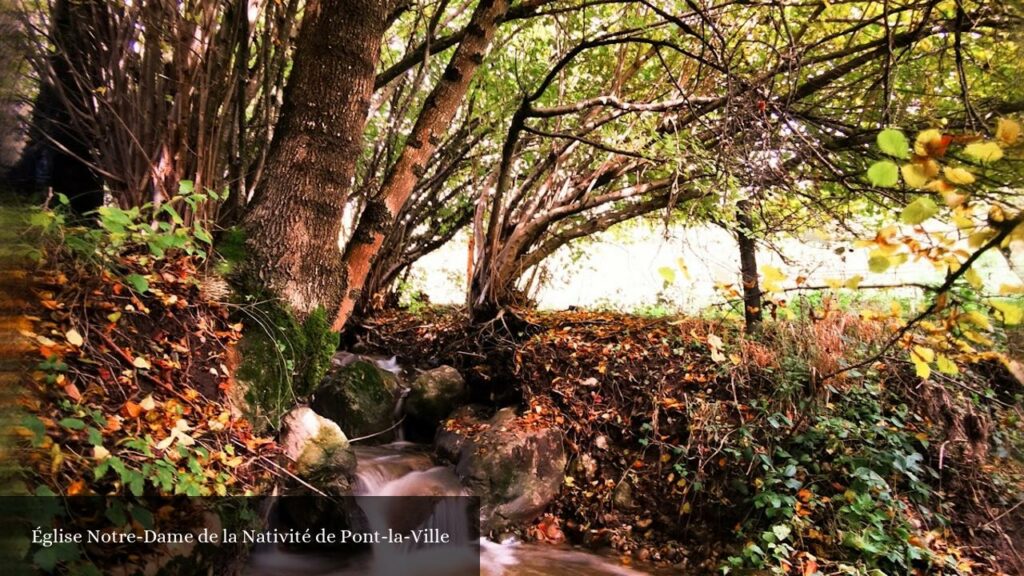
12, 0, 104, 215
243, 0, 506, 331
736, 199, 762, 331
242, 0, 388, 317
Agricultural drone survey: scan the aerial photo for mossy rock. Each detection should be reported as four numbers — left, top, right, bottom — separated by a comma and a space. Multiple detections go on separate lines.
312, 360, 399, 441
234, 304, 338, 431
405, 366, 466, 437
442, 407, 567, 533
281, 407, 355, 494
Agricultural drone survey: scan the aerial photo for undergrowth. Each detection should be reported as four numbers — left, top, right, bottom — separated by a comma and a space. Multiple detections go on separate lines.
368, 306, 1024, 575
7, 192, 279, 573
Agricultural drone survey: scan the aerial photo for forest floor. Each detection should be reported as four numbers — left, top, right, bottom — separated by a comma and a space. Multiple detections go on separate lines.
362, 306, 1024, 575
6, 193, 1024, 574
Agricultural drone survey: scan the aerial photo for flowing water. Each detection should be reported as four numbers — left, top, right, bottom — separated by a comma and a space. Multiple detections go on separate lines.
247, 442, 661, 576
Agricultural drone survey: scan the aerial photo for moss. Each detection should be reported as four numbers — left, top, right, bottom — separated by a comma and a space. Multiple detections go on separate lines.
311, 360, 398, 438
213, 227, 247, 276
235, 303, 339, 430
296, 425, 355, 479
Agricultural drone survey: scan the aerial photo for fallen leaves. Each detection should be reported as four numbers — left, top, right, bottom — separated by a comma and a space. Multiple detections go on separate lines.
65, 328, 84, 347
25, 246, 277, 500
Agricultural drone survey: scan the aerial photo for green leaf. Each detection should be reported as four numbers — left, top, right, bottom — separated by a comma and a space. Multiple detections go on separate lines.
867, 161, 899, 187
34, 543, 79, 572
105, 501, 128, 527
877, 129, 909, 159
868, 255, 890, 273
900, 197, 939, 225
34, 485, 57, 497
86, 427, 103, 446
771, 524, 792, 541
130, 506, 155, 530
193, 226, 213, 245
657, 266, 676, 284
58, 418, 85, 430
21, 415, 46, 446
178, 180, 195, 194
125, 274, 149, 294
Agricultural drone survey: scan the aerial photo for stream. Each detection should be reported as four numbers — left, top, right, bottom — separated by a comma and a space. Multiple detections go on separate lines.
246, 442, 662, 576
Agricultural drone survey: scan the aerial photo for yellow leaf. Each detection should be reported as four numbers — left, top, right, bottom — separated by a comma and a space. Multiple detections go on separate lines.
940, 188, 968, 208
999, 284, 1024, 295
914, 129, 943, 157
959, 311, 992, 331
969, 229, 996, 248
760, 265, 786, 293
936, 354, 959, 375
964, 141, 1004, 163
912, 345, 935, 363
996, 118, 1021, 146
900, 163, 931, 188
952, 206, 975, 229
989, 299, 1024, 325
139, 395, 156, 411
943, 166, 975, 185
913, 358, 931, 380
65, 329, 84, 347
890, 301, 903, 317
132, 356, 152, 370
93, 445, 110, 460
676, 258, 691, 280
964, 267, 983, 289
963, 330, 994, 346
845, 275, 863, 289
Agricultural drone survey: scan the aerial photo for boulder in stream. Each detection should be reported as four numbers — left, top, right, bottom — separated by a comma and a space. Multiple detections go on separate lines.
437, 407, 567, 533
312, 359, 400, 441
405, 365, 467, 435
281, 406, 356, 491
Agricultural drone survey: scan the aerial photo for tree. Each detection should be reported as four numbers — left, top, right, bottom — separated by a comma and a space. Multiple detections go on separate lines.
464, 0, 1023, 320
243, 0, 510, 330
12, 0, 297, 223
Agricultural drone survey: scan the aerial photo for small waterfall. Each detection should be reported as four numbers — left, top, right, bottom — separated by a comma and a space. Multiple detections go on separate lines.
248, 446, 662, 576
351, 444, 479, 576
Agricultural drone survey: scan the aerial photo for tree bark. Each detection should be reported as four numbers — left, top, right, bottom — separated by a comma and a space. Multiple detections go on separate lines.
736, 199, 762, 331
331, 0, 509, 331
242, 0, 388, 317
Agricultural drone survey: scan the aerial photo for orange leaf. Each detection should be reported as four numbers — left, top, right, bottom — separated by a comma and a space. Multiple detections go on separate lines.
105, 416, 122, 432
63, 383, 82, 402
124, 401, 143, 418
68, 479, 87, 496
802, 559, 819, 576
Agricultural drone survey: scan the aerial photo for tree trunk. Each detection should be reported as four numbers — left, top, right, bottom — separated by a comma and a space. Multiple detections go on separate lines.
736, 199, 762, 331
242, 0, 388, 317
331, 0, 509, 331
13, 0, 104, 215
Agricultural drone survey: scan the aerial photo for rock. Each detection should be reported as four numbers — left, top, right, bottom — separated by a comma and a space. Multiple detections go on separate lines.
435, 405, 486, 462
312, 360, 400, 441
612, 480, 635, 509
280, 407, 356, 491
406, 366, 466, 432
438, 407, 567, 533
